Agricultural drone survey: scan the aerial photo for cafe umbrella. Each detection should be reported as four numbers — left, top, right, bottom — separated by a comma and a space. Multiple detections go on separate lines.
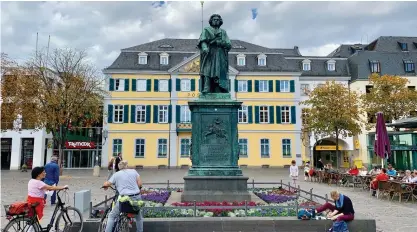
374, 112, 391, 167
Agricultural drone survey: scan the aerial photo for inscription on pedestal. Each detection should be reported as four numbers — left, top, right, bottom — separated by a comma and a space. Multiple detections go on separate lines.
200, 144, 230, 166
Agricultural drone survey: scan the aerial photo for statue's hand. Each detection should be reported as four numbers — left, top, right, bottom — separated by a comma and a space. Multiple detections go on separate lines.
202, 47, 209, 54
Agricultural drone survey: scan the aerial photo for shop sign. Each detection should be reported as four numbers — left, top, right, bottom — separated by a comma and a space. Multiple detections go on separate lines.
65, 141, 96, 149
315, 145, 342, 151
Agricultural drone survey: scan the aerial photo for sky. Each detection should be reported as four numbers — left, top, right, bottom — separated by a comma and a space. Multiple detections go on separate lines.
2, 1, 417, 71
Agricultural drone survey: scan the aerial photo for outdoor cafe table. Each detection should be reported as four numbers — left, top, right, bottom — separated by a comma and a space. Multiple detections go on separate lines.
388, 180, 416, 202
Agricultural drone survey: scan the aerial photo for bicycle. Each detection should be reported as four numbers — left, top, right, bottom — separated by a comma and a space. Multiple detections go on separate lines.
98, 186, 141, 232
3, 189, 84, 232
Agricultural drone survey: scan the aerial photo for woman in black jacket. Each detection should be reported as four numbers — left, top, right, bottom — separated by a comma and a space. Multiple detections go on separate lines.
315, 190, 355, 222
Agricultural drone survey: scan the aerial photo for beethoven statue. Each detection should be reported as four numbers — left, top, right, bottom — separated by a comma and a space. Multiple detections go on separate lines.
197, 14, 232, 93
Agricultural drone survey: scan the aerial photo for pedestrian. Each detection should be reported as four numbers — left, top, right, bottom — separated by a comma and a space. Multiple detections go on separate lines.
289, 160, 299, 186
107, 157, 115, 180
316, 158, 324, 170
114, 153, 122, 173
44, 156, 60, 205
304, 162, 311, 181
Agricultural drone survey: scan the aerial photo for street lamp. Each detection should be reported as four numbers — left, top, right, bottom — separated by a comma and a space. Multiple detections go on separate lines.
93, 127, 108, 177
307, 131, 313, 165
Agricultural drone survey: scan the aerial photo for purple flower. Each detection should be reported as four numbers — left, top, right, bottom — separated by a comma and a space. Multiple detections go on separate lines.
142, 191, 171, 204
255, 193, 296, 204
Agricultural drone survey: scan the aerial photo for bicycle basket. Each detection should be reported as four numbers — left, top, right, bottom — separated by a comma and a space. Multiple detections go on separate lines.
119, 201, 139, 214
5, 202, 32, 216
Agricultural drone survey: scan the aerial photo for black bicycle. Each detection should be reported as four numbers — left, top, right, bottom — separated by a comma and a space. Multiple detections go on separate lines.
3, 189, 84, 232
99, 186, 140, 232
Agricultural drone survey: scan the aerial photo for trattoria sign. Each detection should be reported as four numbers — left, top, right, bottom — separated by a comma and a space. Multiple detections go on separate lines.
65, 141, 96, 149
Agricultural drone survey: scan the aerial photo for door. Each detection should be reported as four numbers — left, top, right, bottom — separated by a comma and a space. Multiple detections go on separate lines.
21, 138, 34, 169
1, 138, 12, 170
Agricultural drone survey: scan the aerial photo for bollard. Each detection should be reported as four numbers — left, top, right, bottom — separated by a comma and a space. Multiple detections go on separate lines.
310, 188, 313, 201
244, 200, 248, 215
167, 180, 170, 189
193, 200, 197, 217
325, 194, 329, 203
280, 179, 283, 188
252, 179, 255, 189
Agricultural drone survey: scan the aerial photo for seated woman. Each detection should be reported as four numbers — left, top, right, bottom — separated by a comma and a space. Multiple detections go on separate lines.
348, 165, 359, 176
370, 168, 389, 197
315, 190, 354, 222
402, 170, 412, 183
28, 167, 68, 221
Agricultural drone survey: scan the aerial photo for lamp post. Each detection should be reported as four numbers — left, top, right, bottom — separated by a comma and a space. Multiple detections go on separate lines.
307, 131, 312, 165
88, 128, 93, 167
93, 127, 108, 177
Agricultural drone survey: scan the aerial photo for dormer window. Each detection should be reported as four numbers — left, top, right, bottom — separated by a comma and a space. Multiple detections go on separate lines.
160, 52, 169, 65
369, 60, 380, 73
414, 42, 417, 49
237, 54, 246, 66
404, 60, 415, 73
398, 42, 408, 51
257, 54, 266, 66
327, 59, 336, 71
138, 52, 148, 65
232, 45, 246, 49
159, 44, 173, 48
302, 59, 311, 71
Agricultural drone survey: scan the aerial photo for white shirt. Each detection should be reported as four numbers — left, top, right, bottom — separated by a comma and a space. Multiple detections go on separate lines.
411, 176, 417, 183
290, 165, 299, 177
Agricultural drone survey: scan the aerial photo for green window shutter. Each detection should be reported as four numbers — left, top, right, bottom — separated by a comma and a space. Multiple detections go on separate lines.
248, 80, 253, 92
255, 80, 259, 92
268, 80, 273, 92
154, 79, 159, 92
146, 79, 152, 92
176, 79, 181, 91
269, 106, 274, 124
168, 79, 172, 92
168, 105, 172, 123
132, 79, 136, 91
291, 106, 296, 124
107, 105, 113, 123
124, 79, 129, 91
153, 105, 159, 123
255, 106, 260, 124
276, 80, 281, 92
290, 80, 295, 92
109, 79, 114, 91
130, 105, 136, 123
123, 105, 129, 123
176, 105, 181, 123
191, 79, 196, 91
248, 106, 253, 123
276, 106, 281, 124
146, 105, 151, 123
234, 80, 238, 92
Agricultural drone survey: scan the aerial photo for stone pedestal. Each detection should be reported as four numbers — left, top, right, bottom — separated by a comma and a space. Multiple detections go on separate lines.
182, 93, 250, 202
93, 165, 100, 177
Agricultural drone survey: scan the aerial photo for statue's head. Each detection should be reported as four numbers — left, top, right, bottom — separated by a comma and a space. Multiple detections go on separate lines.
209, 14, 223, 28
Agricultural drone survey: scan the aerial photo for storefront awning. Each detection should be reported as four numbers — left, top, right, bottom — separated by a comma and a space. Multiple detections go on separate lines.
386, 117, 417, 129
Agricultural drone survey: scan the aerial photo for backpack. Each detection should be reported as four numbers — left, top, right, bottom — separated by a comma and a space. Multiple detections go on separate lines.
329, 221, 349, 232
297, 209, 313, 220
6, 202, 31, 216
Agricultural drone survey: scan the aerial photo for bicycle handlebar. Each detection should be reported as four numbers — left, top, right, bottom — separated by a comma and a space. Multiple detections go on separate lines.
101, 185, 116, 191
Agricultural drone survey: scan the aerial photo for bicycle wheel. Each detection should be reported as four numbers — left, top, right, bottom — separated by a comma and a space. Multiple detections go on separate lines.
114, 215, 130, 232
99, 207, 111, 232
54, 206, 84, 232
3, 217, 41, 232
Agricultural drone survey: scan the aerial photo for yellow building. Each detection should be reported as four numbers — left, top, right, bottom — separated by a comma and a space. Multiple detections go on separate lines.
103, 39, 304, 168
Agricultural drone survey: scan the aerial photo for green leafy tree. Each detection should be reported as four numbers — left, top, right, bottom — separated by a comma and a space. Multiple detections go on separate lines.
301, 81, 363, 165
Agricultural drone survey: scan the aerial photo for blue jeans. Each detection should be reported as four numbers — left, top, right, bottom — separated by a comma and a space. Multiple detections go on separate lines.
105, 195, 143, 232
44, 179, 57, 204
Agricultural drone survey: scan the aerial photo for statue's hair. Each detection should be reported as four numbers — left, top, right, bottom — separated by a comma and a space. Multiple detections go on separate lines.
209, 14, 223, 27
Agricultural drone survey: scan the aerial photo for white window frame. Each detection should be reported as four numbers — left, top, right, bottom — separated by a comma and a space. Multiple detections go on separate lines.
180, 138, 191, 157
181, 79, 191, 92
158, 105, 169, 123
136, 79, 147, 92
260, 138, 270, 157
238, 105, 248, 123
260, 106, 269, 123
238, 138, 248, 157
135, 138, 145, 158
282, 139, 292, 157
180, 105, 191, 123
136, 105, 146, 123
302, 59, 311, 71
160, 52, 169, 65
259, 80, 269, 92
327, 59, 336, 71
281, 106, 290, 124
113, 105, 124, 123
257, 54, 267, 66
112, 139, 122, 157
159, 79, 169, 92
370, 61, 380, 73
300, 84, 310, 96
157, 138, 168, 158
114, 79, 125, 92
238, 80, 248, 92
237, 54, 246, 66
138, 52, 148, 65
280, 80, 290, 92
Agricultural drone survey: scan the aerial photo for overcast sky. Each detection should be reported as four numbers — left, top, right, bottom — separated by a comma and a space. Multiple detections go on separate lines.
2, 1, 417, 70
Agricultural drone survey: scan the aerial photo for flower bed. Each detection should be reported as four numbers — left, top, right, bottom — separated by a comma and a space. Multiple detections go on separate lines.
140, 188, 171, 205
253, 188, 297, 204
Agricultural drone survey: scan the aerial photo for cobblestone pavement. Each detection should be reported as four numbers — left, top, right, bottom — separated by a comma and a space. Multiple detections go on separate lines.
1, 168, 416, 231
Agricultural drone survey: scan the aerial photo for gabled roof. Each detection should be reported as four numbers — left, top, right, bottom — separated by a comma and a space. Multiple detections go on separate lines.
364, 36, 417, 52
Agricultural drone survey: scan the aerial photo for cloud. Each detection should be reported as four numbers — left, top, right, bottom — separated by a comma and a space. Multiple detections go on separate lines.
1, 1, 417, 70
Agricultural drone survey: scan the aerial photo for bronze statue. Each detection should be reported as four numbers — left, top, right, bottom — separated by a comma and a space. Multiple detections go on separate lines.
198, 14, 232, 93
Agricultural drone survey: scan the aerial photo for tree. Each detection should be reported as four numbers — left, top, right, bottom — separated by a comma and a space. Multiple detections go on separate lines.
301, 81, 363, 167
362, 74, 417, 129
2, 49, 106, 174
